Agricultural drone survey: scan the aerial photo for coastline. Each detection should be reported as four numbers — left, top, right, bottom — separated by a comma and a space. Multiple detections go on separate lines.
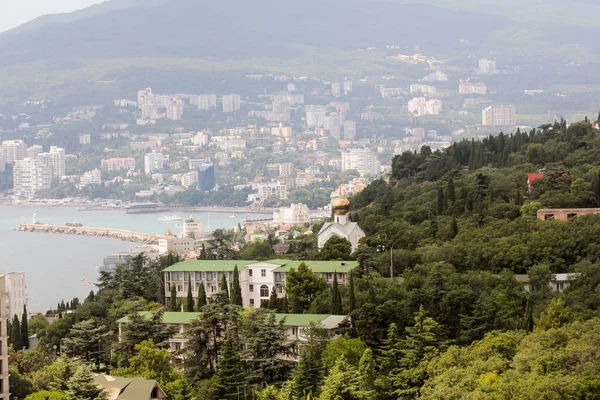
18, 223, 163, 245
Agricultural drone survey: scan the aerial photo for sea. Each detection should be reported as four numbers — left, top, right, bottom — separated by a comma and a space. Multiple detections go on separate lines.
0, 205, 270, 312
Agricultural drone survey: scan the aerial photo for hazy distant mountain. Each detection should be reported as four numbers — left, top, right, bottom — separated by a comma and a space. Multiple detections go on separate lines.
0, 0, 512, 66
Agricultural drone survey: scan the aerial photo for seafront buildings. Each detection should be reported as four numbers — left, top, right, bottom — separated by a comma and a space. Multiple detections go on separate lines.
13, 158, 52, 198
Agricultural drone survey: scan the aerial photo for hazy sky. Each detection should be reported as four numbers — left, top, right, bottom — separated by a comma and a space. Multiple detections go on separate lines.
0, 0, 104, 33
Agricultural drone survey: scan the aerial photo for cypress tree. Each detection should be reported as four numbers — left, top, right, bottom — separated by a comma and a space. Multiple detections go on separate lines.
11, 315, 22, 350
450, 217, 458, 239
523, 297, 534, 332
437, 187, 444, 215
348, 272, 356, 314
186, 277, 195, 312
220, 273, 230, 300
514, 190, 523, 206
21, 305, 29, 349
213, 327, 245, 399
283, 295, 289, 313
197, 282, 207, 310
447, 177, 456, 204
170, 285, 178, 312
268, 286, 279, 311
230, 265, 243, 307
331, 272, 342, 315
592, 171, 600, 205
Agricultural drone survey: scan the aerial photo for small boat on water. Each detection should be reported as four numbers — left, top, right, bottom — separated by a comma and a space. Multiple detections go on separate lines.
158, 215, 183, 221
229, 214, 238, 218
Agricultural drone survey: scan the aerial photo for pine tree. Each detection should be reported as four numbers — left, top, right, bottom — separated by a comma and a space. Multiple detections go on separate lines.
11, 315, 23, 350
66, 364, 107, 400
186, 277, 195, 312
522, 297, 534, 332
331, 272, 342, 315
450, 217, 458, 239
268, 286, 280, 311
437, 187, 444, 215
170, 285, 178, 312
196, 282, 207, 310
318, 356, 361, 400
213, 327, 245, 399
21, 305, 29, 349
220, 273, 230, 300
199, 243, 208, 260
230, 265, 243, 306
447, 177, 456, 204
358, 348, 376, 394
348, 272, 356, 314
514, 190, 523, 206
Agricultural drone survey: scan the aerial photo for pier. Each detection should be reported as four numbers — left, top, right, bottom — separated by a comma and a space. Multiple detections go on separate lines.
18, 223, 163, 245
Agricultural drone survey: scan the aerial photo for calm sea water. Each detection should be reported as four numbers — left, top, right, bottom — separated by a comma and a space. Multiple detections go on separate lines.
0, 206, 269, 312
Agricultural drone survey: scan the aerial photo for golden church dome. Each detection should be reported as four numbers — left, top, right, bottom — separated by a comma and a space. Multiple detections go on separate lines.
165, 229, 173, 236
332, 195, 350, 215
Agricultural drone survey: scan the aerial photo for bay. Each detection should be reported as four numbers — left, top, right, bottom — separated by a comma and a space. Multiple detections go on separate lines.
0, 205, 270, 312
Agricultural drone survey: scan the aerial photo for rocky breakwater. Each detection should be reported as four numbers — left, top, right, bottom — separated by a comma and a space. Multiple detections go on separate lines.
18, 223, 163, 245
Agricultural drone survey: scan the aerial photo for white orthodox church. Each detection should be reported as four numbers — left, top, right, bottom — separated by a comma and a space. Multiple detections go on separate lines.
317, 192, 366, 253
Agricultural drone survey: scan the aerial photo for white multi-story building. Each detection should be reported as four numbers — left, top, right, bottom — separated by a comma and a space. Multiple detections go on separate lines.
80, 169, 102, 186
192, 133, 209, 147
478, 58, 497, 74
410, 84, 437, 95
459, 81, 487, 95
13, 158, 52, 198
306, 105, 328, 128
222, 94, 241, 113
165, 97, 184, 121
273, 203, 311, 226
197, 94, 217, 110
182, 216, 203, 239
79, 134, 92, 145
137, 88, 157, 120
48, 146, 65, 178
482, 105, 516, 126
26, 145, 43, 159
343, 120, 357, 141
279, 163, 294, 177
162, 259, 358, 309
4, 272, 27, 320
181, 171, 198, 189
257, 182, 288, 201
408, 97, 442, 116
144, 152, 165, 175
331, 82, 341, 96
1, 140, 26, 168
101, 158, 136, 172
343, 81, 353, 95
0, 275, 9, 397
423, 71, 448, 82
341, 148, 380, 176
158, 237, 195, 255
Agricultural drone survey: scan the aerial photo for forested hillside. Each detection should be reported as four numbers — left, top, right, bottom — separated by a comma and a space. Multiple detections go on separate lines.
11, 118, 600, 399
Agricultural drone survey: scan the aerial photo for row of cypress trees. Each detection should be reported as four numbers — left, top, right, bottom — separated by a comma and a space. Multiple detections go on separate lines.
7, 305, 29, 350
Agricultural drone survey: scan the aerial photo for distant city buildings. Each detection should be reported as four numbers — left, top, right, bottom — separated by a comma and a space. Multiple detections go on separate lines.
101, 158, 136, 172
478, 58, 497, 74
13, 158, 52, 198
144, 152, 165, 175
198, 165, 216, 191
79, 134, 91, 145
408, 98, 442, 116
331, 82, 341, 96
343, 120, 357, 141
306, 105, 328, 128
181, 171, 199, 189
257, 182, 288, 201
80, 169, 102, 186
222, 94, 241, 113
273, 203, 311, 225
482, 105, 516, 126
422, 71, 448, 82
165, 97, 184, 121
341, 148, 380, 176
343, 81, 353, 95
4, 272, 27, 320
459, 81, 487, 95
137, 87, 184, 122
0, 275, 10, 392
197, 94, 217, 110
410, 84, 437, 95
1, 140, 27, 170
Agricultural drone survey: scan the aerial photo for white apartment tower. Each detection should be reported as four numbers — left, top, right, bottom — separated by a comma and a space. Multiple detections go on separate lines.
482, 106, 516, 126
144, 152, 165, 175
343, 81, 353, 95
331, 83, 341, 96
222, 94, 241, 113
13, 158, 52, 198
0, 275, 9, 397
1, 140, 27, 166
4, 272, 27, 320
166, 97, 184, 121
478, 58, 497, 74
80, 169, 102, 186
137, 88, 157, 120
408, 98, 442, 116
49, 146, 66, 178
341, 148, 380, 176
343, 120, 357, 141
197, 94, 217, 110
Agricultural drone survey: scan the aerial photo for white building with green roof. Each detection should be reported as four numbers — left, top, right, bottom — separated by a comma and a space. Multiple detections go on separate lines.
162, 259, 358, 309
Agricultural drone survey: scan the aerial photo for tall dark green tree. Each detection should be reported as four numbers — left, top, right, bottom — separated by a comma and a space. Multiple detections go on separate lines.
220, 273, 230, 300
21, 305, 29, 349
293, 323, 331, 398
450, 217, 458, 239
11, 314, 22, 350
196, 282, 207, 311
285, 263, 327, 313
522, 297, 534, 332
437, 187, 444, 215
170, 285, 178, 312
186, 277, 195, 312
213, 327, 245, 400
331, 272, 343, 315
230, 265, 243, 306
447, 177, 456, 204
348, 272, 356, 314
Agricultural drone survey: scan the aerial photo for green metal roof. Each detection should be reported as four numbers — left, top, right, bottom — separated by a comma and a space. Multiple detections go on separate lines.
271, 260, 359, 273
118, 312, 333, 326
163, 260, 257, 272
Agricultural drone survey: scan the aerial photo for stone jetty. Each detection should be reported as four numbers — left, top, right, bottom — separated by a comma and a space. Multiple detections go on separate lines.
18, 223, 163, 245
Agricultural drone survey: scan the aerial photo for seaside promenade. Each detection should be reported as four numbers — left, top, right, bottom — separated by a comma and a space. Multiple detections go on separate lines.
18, 223, 163, 244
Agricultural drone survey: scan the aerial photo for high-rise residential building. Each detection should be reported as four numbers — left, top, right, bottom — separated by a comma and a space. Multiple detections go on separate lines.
222, 94, 241, 113
79, 134, 92, 145
80, 169, 102, 186
4, 272, 27, 320
181, 171, 199, 189
144, 152, 165, 175
198, 165, 216, 191
482, 106, 516, 126
478, 58, 497, 74
257, 182, 288, 200
330, 126, 341, 140
1, 140, 27, 166
279, 163, 294, 177
343, 81, 353, 95
410, 84, 437, 95
331, 82, 341, 96
101, 158, 136, 172
343, 120, 357, 141
459, 81, 487, 95
197, 94, 217, 110
49, 146, 66, 178
0, 275, 9, 396
306, 105, 328, 128
408, 98, 442, 116
165, 97, 184, 120
13, 158, 52, 198
341, 148, 380, 176
273, 203, 311, 225
137, 88, 157, 120
26, 145, 43, 159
